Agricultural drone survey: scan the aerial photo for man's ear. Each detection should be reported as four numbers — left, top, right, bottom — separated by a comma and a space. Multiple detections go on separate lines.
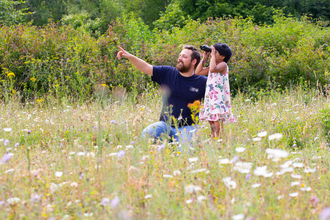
192, 59, 197, 67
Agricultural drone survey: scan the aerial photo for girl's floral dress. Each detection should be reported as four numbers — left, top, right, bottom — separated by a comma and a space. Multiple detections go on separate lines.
199, 65, 236, 124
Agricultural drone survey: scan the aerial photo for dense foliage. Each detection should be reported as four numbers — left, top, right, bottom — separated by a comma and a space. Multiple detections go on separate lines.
1, 14, 330, 100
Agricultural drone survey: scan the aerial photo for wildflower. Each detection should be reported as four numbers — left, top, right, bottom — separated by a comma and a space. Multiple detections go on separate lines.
257, 131, 267, 137
245, 173, 251, 181
83, 213, 93, 217
79, 172, 84, 179
291, 181, 300, 186
300, 187, 311, 191
55, 171, 63, 177
188, 157, 198, 163
4, 139, 9, 146
163, 174, 173, 178
185, 185, 202, 194
219, 158, 230, 165
14, 143, 19, 147
86, 152, 95, 158
1, 153, 13, 164
304, 167, 316, 173
277, 195, 283, 200
70, 182, 78, 187
173, 170, 181, 176
254, 166, 273, 177
231, 155, 239, 163
191, 168, 208, 173
232, 214, 245, 220
197, 195, 207, 203
266, 149, 289, 159
5, 169, 14, 173
7, 197, 20, 205
233, 162, 252, 174
292, 162, 304, 168
320, 207, 330, 220
31, 194, 41, 203
117, 150, 125, 158
252, 183, 261, 188
157, 144, 165, 151
101, 84, 107, 87
252, 137, 261, 141
110, 120, 116, 124
177, 151, 181, 155
289, 192, 299, 197
101, 198, 110, 206
50, 183, 58, 193
144, 194, 152, 199
291, 173, 302, 179
235, 147, 245, 153
268, 133, 283, 140
110, 196, 120, 208
223, 177, 237, 189
4, 128, 12, 132
186, 199, 193, 204
7, 72, 15, 78
311, 196, 319, 207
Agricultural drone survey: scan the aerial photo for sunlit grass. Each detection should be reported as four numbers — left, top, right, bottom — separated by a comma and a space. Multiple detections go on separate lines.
0, 87, 329, 219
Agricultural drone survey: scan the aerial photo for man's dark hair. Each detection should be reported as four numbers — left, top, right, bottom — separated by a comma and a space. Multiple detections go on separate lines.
183, 45, 201, 68
213, 43, 232, 63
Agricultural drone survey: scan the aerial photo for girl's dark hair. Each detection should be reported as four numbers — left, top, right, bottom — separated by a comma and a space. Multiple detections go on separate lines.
213, 43, 232, 63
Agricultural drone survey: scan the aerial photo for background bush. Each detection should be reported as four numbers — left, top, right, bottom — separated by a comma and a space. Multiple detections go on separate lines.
1, 14, 330, 100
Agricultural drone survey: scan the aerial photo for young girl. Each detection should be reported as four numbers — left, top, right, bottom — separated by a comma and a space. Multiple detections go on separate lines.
195, 43, 236, 139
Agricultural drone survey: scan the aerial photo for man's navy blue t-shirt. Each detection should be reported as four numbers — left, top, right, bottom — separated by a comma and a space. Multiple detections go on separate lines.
152, 66, 207, 127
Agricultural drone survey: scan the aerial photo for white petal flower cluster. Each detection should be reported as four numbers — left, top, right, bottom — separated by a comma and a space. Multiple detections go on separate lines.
233, 162, 253, 174
223, 177, 237, 189
254, 166, 273, 177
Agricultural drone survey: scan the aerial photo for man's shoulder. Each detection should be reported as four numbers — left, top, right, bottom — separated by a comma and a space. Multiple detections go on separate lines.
193, 74, 207, 82
153, 65, 178, 73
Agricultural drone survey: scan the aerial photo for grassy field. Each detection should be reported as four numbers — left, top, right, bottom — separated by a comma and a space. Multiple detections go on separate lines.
1, 87, 330, 219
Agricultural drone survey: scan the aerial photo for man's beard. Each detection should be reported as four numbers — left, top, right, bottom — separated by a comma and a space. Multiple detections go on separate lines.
176, 61, 192, 73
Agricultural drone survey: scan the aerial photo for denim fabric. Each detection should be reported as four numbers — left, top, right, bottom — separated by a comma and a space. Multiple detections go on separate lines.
142, 121, 197, 145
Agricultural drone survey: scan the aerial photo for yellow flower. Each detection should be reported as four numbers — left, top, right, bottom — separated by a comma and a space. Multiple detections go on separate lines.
177, 151, 181, 155
101, 84, 107, 87
12, 90, 16, 94
30, 77, 36, 82
37, 99, 44, 103
7, 72, 15, 78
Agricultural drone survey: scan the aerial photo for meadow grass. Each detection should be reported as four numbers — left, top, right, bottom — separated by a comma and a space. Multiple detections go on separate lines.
1, 87, 330, 220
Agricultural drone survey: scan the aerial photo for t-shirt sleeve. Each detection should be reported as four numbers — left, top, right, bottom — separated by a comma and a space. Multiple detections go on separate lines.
152, 66, 172, 84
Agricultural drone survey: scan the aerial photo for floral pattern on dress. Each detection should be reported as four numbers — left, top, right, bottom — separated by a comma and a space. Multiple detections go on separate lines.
199, 66, 236, 124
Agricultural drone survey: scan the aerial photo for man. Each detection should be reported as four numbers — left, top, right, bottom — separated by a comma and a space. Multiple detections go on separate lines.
117, 45, 207, 145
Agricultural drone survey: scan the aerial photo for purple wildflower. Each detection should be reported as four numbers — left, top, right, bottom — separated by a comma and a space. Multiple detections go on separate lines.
27, 130, 31, 134
93, 126, 97, 130
231, 155, 239, 164
292, 144, 297, 148
117, 150, 125, 158
178, 116, 183, 120
1, 153, 12, 164
101, 198, 110, 206
79, 172, 84, 180
31, 194, 41, 203
320, 207, 330, 220
4, 139, 9, 146
311, 196, 319, 207
0, 201, 4, 206
110, 120, 116, 124
14, 143, 19, 148
158, 144, 165, 151
130, 141, 135, 145
245, 173, 251, 181
110, 196, 120, 208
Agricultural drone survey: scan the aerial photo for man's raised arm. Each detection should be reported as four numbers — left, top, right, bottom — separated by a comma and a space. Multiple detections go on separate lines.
117, 46, 153, 76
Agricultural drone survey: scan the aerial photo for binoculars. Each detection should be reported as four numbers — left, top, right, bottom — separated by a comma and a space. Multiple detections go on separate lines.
200, 45, 212, 52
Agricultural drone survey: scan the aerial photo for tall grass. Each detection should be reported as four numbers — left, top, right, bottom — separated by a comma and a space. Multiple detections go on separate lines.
0, 87, 329, 219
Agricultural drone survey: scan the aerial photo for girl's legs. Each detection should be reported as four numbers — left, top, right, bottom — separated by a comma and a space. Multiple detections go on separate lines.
209, 120, 224, 139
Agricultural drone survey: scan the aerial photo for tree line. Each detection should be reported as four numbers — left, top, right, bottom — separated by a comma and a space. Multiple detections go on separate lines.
1, 0, 330, 33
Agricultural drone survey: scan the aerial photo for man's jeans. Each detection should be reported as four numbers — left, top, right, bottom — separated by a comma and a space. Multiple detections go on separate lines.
142, 121, 197, 146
